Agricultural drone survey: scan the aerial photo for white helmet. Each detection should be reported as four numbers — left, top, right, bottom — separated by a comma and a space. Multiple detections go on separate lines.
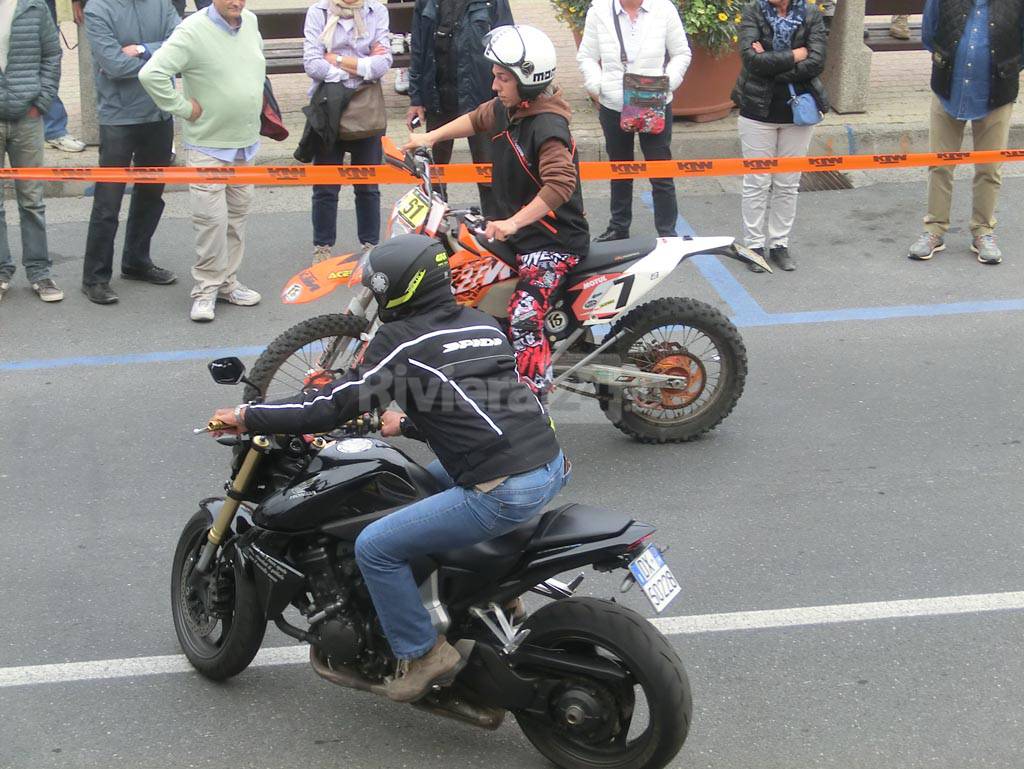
483, 25, 557, 101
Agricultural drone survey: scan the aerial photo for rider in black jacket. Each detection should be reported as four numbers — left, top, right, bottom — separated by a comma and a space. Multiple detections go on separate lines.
212, 234, 567, 702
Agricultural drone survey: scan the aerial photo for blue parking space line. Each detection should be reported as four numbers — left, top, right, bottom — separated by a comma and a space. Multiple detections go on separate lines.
736, 298, 1024, 327
639, 191, 769, 325
0, 345, 265, 372
4, 301, 1024, 372
689, 254, 770, 326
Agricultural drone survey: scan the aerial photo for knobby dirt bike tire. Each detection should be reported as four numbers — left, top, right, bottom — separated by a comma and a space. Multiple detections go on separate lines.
513, 597, 692, 769
603, 297, 748, 444
244, 313, 369, 402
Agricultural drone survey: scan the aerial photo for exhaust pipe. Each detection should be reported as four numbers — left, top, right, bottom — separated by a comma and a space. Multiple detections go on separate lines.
412, 688, 506, 731
311, 646, 505, 729
309, 646, 377, 693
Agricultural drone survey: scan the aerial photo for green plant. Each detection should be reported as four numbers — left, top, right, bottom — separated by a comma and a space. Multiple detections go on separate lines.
548, 0, 592, 35
677, 0, 742, 55
547, 0, 741, 55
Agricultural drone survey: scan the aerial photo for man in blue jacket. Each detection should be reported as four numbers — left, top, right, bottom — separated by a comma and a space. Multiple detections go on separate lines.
404, 0, 512, 216
0, 0, 63, 305
80, 0, 181, 304
907, 0, 1024, 266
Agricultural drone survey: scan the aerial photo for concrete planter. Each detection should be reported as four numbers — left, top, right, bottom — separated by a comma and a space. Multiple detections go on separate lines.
671, 44, 741, 122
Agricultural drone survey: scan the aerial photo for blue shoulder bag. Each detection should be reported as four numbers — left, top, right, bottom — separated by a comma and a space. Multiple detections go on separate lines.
787, 83, 822, 126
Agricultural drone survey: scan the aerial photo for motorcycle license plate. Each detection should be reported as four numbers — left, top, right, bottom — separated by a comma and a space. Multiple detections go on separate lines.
629, 544, 681, 613
395, 188, 431, 229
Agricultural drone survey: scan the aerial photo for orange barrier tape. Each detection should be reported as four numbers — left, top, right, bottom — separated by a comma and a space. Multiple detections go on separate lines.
4, 149, 1023, 184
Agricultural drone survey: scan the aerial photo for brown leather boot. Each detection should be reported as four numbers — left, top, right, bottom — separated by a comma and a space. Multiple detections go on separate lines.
380, 636, 466, 703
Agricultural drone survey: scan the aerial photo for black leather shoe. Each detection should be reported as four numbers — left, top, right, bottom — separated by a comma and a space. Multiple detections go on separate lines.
82, 282, 118, 304
769, 246, 796, 271
747, 247, 766, 273
121, 264, 177, 285
593, 228, 629, 243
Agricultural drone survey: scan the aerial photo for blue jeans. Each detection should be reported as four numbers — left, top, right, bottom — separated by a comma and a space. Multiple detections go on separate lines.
0, 116, 49, 282
41, 0, 67, 142
355, 452, 568, 659
43, 97, 68, 142
311, 135, 382, 247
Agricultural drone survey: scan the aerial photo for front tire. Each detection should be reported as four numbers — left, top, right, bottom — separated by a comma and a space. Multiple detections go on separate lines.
513, 597, 692, 769
244, 313, 368, 402
603, 297, 747, 443
171, 509, 266, 680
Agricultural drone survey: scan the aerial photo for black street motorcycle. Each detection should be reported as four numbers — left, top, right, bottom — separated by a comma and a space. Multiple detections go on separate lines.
172, 357, 692, 769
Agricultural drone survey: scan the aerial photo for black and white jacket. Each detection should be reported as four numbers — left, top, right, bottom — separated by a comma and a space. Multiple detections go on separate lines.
244, 303, 561, 488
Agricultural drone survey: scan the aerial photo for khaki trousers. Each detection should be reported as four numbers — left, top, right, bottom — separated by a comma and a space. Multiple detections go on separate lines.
188, 149, 255, 299
925, 94, 1013, 237
737, 116, 815, 250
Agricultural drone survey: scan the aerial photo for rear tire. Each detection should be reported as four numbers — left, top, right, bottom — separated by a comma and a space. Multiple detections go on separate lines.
513, 597, 691, 769
170, 509, 266, 680
244, 313, 368, 402
603, 297, 747, 443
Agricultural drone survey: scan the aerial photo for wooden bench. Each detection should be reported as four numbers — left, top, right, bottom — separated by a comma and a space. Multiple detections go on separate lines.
258, 3, 416, 75
863, 0, 925, 52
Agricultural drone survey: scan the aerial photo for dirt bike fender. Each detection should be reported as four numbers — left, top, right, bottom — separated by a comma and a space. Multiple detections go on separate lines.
574, 239, 690, 324
280, 254, 360, 305
576, 236, 752, 323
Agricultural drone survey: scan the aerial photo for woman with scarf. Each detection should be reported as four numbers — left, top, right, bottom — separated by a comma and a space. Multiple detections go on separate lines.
303, 0, 393, 263
732, 0, 828, 273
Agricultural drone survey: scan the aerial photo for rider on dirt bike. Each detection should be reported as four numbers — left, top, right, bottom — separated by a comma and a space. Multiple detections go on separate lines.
403, 25, 589, 396
211, 234, 569, 703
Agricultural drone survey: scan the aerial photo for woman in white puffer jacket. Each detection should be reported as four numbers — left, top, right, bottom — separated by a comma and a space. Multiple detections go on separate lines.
577, 0, 690, 240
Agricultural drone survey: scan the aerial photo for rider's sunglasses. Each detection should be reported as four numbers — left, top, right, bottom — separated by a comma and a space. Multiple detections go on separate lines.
483, 27, 534, 77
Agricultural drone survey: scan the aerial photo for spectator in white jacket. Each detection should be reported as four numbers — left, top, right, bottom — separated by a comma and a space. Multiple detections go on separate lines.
577, 0, 690, 240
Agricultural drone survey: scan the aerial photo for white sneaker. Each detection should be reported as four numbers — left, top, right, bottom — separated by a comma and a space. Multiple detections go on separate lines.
390, 32, 406, 55
217, 284, 261, 306
46, 134, 86, 153
395, 68, 410, 95
190, 295, 216, 322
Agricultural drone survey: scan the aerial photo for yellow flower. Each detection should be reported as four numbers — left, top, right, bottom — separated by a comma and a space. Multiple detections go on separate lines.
734, 14, 742, 21
732, 34, 738, 41
718, 11, 729, 20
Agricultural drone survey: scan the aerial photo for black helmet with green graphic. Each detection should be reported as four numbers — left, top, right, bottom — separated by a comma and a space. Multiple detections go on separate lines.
361, 234, 454, 322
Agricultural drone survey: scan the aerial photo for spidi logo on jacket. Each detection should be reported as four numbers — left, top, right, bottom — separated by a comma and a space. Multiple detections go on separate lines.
442, 337, 505, 353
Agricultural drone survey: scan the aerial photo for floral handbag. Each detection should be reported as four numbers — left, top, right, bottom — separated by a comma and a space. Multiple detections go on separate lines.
611, 4, 669, 134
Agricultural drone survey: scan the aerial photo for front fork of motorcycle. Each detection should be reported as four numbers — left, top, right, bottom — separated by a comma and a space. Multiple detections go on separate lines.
193, 435, 269, 575
329, 288, 378, 370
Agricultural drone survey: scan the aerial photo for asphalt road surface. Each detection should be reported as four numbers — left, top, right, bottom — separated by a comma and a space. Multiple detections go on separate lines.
1, 175, 1022, 769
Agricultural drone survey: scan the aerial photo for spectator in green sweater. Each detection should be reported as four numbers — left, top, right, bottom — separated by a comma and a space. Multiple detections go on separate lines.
139, 0, 266, 322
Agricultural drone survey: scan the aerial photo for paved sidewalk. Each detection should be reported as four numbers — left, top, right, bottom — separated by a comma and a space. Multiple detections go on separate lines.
38, 0, 1024, 191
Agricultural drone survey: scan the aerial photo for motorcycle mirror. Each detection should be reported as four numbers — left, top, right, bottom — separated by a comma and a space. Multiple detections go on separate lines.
208, 357, 246, 385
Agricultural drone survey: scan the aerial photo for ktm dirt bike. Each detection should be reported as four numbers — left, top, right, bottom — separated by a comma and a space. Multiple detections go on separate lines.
175, 356, 692, 769
250, 138, 771, 443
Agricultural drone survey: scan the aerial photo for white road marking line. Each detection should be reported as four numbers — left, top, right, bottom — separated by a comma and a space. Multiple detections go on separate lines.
2, 591, 1022, 689
649, 591, 1024, 635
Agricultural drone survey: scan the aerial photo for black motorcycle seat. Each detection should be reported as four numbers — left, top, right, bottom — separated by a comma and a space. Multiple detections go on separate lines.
572, 237, 658, 276
433, 503, 632, 574
527, 503, 632, 550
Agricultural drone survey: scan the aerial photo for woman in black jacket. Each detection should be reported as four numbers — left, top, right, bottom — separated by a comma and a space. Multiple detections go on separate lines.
732, 0, 828, 272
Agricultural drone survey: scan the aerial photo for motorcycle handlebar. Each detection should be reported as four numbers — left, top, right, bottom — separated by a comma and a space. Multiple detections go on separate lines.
339, 410, 381, 436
